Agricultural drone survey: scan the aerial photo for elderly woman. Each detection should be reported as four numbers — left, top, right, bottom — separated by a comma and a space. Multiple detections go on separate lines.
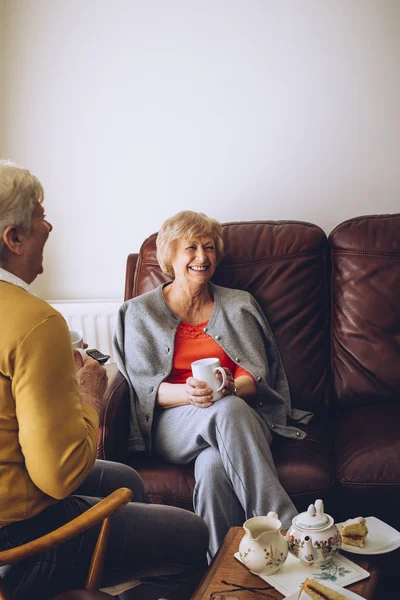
115, 210, 313, 560
0, 163, 208, 600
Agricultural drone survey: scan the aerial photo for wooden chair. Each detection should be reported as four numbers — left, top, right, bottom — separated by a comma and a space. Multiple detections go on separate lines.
0, 488, 133, 600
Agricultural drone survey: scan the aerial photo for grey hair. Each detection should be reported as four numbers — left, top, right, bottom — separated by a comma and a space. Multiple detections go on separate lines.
0, 160, 44, 263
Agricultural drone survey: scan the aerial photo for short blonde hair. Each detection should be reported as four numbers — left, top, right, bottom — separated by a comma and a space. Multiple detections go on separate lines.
156, 210, 224, 277
0, 160, 44, 263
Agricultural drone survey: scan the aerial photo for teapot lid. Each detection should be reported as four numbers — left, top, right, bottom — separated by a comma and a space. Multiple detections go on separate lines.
293, 500, 331, 530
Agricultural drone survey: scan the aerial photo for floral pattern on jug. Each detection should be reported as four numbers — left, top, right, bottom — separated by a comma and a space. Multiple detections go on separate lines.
239, 512, 289, 575
263, 545, 287, 568
239, 543, 286, 569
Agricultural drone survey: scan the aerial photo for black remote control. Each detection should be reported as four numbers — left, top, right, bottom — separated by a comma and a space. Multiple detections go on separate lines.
86, 349, 110, 365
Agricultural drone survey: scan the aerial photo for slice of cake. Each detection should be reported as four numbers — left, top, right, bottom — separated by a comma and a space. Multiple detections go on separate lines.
340, 516, 369, 547
298, 578, 347, 599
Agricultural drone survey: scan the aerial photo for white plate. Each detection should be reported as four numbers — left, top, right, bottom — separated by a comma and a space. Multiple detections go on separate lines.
338, 516, 400, 555
285, 579, 366, 599
234, 551, 369, 597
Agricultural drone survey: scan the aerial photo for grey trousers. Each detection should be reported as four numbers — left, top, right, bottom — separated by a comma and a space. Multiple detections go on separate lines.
153, 396, 297, 560
0, 460, 208, 600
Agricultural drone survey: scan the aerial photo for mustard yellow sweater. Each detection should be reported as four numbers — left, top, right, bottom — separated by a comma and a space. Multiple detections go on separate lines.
0, 282, 99, 525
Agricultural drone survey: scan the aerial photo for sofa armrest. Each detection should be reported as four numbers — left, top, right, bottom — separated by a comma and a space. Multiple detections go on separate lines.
124, 253, 139, 301
97, 363, 130, 463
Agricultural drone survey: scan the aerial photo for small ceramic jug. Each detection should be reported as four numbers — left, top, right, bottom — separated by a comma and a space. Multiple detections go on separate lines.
239, 512, 289, 575
286, 499, 341, 567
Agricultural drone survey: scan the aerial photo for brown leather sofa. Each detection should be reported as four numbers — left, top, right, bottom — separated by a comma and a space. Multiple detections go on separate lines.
97, 214, 400, 530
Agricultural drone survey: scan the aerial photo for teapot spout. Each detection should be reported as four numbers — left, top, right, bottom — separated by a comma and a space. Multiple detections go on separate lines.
303, 535, 315, 563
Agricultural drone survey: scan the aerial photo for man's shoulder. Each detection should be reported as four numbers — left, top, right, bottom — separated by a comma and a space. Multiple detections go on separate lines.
1, 282, 62, 318
0, 283, 64, 339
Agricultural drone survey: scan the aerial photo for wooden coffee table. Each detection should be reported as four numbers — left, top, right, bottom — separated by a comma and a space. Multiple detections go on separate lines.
191, 527, 381, 599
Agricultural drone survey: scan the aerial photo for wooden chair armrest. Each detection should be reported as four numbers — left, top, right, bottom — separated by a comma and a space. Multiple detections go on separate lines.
0, 488, 132, 566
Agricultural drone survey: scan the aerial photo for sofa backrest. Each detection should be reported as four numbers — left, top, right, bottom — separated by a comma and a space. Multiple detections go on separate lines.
125, 220, 331, 413
329, 213, 400, 408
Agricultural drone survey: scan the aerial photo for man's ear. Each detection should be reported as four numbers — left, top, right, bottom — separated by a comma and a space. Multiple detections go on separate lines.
2, 225, 25, 256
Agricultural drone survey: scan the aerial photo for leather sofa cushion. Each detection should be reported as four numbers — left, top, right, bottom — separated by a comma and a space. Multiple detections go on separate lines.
329, 213, 400, 407
129, 455, 195, 511
335, 403, 400, 487
334, 403, 400, 528
273, 417, 334, 498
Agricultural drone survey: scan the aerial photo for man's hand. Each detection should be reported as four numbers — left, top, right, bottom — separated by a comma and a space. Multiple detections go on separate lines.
73, 350, 108, 414
73, 349, 85, 371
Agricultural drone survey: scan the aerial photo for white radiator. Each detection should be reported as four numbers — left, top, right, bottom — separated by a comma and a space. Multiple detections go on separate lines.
49, 300, 122, 363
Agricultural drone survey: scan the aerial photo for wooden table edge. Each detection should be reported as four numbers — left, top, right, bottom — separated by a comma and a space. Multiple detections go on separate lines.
190, 527, 237, 598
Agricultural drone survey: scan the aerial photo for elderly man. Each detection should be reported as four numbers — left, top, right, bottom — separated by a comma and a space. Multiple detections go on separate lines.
0, 161, 208, 600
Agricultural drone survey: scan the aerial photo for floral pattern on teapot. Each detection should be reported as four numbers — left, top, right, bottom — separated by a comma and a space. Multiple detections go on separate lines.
315, 533, 341, 558
286, 499, 341, 567
286, 531, 341, 565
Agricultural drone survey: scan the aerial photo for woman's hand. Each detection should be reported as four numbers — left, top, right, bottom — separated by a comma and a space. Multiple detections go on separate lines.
185, 377, 214, 408
217, 368, 236, 396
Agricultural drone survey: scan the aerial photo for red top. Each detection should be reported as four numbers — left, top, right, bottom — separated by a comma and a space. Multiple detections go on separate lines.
165, 321, 255, 384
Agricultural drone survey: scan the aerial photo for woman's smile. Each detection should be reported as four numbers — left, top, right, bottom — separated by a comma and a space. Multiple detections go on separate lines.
171, 236, 217, 284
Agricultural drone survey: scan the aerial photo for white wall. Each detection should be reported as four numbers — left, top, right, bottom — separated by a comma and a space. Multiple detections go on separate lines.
0, 0, 5, 155
2, 0, 400, 300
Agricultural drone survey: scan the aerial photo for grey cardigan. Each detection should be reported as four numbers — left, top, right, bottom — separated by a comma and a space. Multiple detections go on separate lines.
114, 282, 313, 454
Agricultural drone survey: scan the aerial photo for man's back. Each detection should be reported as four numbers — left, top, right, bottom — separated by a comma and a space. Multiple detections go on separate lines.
0, 281, 98, 525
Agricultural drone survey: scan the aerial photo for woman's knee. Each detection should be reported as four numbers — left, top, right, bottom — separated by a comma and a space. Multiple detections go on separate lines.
213, 395, 253, 421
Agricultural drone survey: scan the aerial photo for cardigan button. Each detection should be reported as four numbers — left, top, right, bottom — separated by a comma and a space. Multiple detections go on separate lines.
146, 415, 150, 422
271, 424, 276, 429
257, 376, 262, 382
296, 431, 301, 437
235, 357, 240, 362
150, 387, 154, 393
203, 327, 207, 332
215, 335, 221, 340
166, 347, 170, 353
258, 401, 263, 407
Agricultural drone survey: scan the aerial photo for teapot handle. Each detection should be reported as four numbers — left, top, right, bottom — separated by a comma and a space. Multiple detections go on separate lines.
267, 511, 279, 519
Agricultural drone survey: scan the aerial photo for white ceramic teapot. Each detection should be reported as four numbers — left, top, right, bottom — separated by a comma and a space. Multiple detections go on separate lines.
286, 500, 341, 567
239, 512, 288, 575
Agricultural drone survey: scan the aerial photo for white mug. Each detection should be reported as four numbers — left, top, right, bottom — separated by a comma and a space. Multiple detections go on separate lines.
70, 329, 84, 349
191, 358, 227, 402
